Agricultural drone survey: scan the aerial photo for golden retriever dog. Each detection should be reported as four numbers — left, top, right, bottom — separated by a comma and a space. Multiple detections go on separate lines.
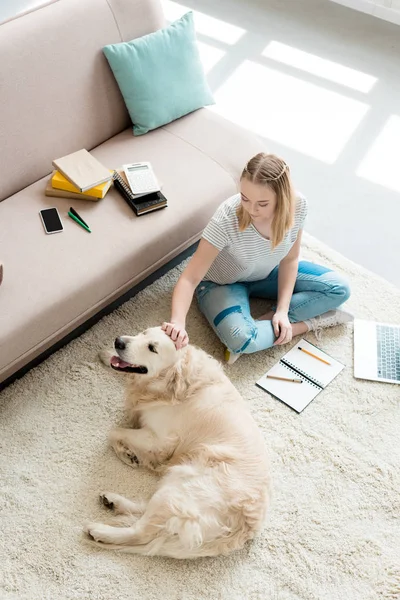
84, 327, 270, 558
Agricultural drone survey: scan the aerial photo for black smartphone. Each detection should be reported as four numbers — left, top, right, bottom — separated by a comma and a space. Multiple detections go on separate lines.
39, 207, 63, 234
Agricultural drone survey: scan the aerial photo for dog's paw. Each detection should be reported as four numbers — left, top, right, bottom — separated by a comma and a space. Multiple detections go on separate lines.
127, 452, 139, 465
116, 445, 140, 468
99, 349, 114, 367
84, 522, 113, 544
100, 493, 115, 510
109, 435, 140, 468
99, 492, 144, 516
114, 449, 140, 467
84, 522, 101, 542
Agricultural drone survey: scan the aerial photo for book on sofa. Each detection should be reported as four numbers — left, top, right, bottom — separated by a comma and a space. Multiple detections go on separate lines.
45, 175, 103, 202
113, 170, 167, 216
52, 149, 112, 192
51, 170, 112, 199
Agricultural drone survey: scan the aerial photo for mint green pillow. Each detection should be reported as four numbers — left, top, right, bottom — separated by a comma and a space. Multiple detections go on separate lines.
103, 12, 214, 136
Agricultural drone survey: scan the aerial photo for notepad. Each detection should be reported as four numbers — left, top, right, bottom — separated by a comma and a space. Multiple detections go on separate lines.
256, 339, 345, 413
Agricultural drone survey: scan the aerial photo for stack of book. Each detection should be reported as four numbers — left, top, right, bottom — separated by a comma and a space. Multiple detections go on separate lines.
112, 169, 167, 216
45, 149, 112, 202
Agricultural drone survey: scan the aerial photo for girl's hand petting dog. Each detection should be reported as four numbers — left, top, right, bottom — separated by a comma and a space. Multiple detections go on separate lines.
162, 321, 189, 349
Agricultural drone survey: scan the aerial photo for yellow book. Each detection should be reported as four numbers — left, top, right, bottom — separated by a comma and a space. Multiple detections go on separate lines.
45, 177, 100, 201
52, 170, 112, 199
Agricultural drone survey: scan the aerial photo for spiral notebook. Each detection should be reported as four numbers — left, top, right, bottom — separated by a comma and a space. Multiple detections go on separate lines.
256, 339, 345, 413
112, 170, 167, 216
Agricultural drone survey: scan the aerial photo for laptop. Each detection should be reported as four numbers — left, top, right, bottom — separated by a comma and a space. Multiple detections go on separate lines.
354, 319, 400, 384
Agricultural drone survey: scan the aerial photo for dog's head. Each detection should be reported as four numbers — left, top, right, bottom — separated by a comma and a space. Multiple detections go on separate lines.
110, 326, 178, 378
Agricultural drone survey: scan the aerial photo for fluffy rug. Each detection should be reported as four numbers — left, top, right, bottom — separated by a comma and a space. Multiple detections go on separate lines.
0, 233, 399, 600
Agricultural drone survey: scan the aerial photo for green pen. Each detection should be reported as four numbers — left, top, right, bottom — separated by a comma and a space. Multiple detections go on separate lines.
68, 211, 91, 233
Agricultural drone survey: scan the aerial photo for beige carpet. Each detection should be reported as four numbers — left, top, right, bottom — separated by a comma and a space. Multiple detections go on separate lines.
0, 233, 399, 600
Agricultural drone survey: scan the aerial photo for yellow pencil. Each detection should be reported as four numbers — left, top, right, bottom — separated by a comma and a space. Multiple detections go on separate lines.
267, 375, 303, 384
298, 346, 331, 366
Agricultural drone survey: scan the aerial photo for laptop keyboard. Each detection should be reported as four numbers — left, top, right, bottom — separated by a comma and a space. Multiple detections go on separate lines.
377, 325, 400, 381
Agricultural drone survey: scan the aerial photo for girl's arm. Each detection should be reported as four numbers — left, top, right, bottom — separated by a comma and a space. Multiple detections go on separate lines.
274, 230, 303, 344
163, 239, 220, 348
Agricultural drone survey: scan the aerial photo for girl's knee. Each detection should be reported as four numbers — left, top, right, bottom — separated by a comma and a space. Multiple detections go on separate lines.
320, 270, 351, 304
334, 275, 351, 303
214, 309, 256, 353
341, 280, 351, 303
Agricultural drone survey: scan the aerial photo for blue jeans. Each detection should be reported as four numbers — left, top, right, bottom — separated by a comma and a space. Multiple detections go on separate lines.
195, 261, 351, 355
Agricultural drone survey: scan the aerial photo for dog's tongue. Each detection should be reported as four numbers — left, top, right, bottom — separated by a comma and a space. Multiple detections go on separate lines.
111, 356, 132, 369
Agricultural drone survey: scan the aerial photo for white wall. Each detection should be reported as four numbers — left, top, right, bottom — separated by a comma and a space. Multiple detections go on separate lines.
330, 0, 400, 25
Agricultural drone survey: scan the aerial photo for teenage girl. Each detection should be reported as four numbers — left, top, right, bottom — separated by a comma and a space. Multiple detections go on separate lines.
163, 153, 351, 363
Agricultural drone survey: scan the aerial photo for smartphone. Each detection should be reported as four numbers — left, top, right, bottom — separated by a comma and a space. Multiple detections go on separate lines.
39, 208, 63, 234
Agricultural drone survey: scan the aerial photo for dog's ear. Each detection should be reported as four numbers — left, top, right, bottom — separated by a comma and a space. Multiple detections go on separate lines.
164, 352, 191, 402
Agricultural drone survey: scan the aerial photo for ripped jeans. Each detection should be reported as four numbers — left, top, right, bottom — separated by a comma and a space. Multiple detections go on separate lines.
195, 261, 351, 355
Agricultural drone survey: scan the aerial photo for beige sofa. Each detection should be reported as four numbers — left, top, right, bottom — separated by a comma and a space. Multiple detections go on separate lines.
0, 0, 264, 388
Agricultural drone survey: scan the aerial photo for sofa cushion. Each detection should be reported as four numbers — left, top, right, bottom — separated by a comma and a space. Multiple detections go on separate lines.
103, 12, 214, 135
0, 109, 265, 384
162, 108, 267, 185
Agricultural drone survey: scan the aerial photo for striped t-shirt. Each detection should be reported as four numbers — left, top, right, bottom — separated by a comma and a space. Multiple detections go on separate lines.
202, 193, 308, 284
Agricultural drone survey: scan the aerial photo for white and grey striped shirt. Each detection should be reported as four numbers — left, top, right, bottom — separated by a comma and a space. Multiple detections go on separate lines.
202, 193, 308, 284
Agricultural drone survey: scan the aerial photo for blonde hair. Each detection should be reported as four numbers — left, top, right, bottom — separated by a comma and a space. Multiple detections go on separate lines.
237, 153, 295, 249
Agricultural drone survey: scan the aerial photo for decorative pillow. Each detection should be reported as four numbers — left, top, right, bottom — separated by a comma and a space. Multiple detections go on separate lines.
103, 12, 214, 136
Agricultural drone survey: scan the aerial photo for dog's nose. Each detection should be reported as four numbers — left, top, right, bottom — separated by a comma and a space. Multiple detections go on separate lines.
114, 337, 126, 351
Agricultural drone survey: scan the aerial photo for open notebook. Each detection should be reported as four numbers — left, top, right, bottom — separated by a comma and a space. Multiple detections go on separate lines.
256, 339, 345, 413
